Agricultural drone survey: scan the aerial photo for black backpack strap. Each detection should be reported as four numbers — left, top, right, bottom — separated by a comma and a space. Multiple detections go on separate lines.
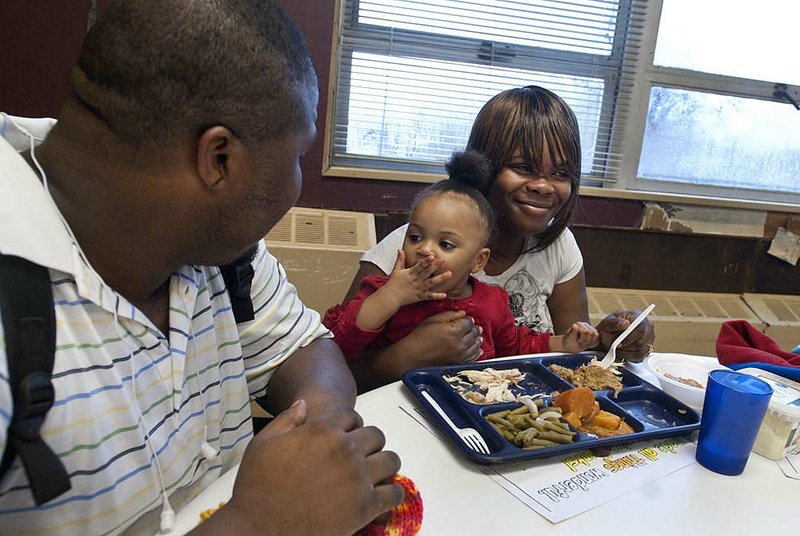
219, 246, 259, 323
0, 254, 70, 505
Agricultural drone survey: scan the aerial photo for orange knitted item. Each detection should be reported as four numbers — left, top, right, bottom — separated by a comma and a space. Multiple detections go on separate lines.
357, 474, 423, 536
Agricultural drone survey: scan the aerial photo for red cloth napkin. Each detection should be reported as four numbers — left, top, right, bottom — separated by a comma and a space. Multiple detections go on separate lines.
716, 320, 800, 368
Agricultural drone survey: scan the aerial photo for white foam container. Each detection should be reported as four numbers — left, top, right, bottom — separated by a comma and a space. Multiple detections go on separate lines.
644, 353, 730, 411
737, 367, 800, 461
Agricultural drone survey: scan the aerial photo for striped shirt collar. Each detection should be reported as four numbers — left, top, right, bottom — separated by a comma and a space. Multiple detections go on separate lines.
0, 114, 74, 275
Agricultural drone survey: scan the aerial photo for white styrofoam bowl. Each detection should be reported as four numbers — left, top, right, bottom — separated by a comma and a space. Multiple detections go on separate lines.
645, 353, 731, 411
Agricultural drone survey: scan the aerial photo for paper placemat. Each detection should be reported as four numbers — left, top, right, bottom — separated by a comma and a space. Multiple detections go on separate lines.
483, 436, 696, 522
402, 400, 696, 523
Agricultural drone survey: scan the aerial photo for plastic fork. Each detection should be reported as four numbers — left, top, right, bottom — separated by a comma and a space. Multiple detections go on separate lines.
421, 390, 490, 455
598, 303, 656, 369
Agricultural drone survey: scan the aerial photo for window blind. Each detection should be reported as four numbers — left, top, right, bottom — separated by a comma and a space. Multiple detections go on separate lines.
328, 0, 647, 184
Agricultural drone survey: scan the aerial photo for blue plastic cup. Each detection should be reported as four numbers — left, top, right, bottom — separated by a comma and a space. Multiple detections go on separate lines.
695, 370, 773, 475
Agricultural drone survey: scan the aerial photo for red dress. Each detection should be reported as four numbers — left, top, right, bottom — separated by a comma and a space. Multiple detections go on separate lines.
323, 274, 550, 360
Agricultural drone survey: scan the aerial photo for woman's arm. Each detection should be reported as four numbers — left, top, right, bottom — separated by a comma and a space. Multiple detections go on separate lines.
344, 261, 385, 301
545, 268, 654, 362
348, 310, 483, 392
547, 268, 590, 332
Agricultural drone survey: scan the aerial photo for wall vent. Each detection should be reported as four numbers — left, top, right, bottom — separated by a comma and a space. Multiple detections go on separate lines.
264, 208, 376, 313
266, 207, 375, 250
587, 287, 765, 356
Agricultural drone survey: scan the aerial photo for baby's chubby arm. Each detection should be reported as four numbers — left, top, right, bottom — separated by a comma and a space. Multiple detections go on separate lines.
356, 250, 451, 331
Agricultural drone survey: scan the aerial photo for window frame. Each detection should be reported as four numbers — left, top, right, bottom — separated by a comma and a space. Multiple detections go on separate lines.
323, 0, 800, 211
617, 0, 800, 207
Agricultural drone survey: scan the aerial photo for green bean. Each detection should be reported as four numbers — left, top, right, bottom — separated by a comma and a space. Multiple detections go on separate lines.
521, 415, 537, 428
487, 398, 576, 449
529, 419, 544, 432
486, 414, 508, 424
545, 420, 573, 434
489, 422, 517, 442
507, 414, 529, 429
500, 429, 517, 442
516, 428, 539, 443
492, 420, 516, 435
536, 430, 574, 444
509, 405, 530, 415
522, 438, 560, 449
539, 418, 575, 435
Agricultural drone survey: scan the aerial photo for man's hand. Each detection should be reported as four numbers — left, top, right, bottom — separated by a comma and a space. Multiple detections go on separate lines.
595, 310, 655, 363
203, 400, 403, 536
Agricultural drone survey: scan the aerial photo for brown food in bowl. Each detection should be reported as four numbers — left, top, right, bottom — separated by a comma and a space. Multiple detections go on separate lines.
664, 373, 704, 389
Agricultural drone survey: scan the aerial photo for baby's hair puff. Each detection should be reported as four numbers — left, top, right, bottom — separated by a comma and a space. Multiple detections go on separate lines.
445, 149, 492, 191
410, 150, 495, 241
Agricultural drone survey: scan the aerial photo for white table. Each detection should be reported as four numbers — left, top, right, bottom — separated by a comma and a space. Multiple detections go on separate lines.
358, 380, 799, 535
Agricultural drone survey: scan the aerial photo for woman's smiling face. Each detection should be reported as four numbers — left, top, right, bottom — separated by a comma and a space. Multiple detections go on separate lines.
488, 144, 572, 237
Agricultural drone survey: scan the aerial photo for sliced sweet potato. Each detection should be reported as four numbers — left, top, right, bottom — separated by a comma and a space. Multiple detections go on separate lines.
618, 420, 635, 434
582, 423, 622, 437
588, 401, 601, 422
589, 410, 621, 430
554, 387, 595, 419
562, 410, 582, 429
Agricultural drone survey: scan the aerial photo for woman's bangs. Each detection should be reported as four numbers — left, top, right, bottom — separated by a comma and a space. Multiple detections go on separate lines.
544, 119, 580, 178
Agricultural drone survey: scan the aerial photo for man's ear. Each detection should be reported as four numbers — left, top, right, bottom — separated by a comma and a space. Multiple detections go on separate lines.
196, 126, 247, 191
472, 247, 491, 273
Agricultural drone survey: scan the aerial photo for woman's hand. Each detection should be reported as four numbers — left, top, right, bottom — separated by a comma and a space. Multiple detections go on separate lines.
406, 310, 483, 367
348, 310, 483, 392
595, 310, 655, 363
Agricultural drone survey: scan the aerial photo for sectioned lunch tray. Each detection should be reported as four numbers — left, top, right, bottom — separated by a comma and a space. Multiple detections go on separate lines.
401, 353, 701, 464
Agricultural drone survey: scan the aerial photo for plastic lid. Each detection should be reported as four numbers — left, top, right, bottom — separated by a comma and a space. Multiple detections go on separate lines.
708, 369, 773, 396
737, 367, 800, 415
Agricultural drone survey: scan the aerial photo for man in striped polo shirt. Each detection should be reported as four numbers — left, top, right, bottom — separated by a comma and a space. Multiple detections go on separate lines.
0, 1, 403, 534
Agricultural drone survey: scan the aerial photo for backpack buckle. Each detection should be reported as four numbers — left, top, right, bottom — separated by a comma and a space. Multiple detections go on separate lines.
14, 372, 55, 441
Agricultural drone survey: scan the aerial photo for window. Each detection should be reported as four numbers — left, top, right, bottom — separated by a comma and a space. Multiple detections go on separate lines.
327, 0, 800, 206
630, 0, 800, 202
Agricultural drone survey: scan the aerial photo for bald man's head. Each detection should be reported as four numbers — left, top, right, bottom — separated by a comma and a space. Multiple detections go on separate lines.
71, 0, 317, 148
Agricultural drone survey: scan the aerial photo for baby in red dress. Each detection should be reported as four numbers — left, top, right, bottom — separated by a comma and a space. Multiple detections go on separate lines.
324, 151, 598, 362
